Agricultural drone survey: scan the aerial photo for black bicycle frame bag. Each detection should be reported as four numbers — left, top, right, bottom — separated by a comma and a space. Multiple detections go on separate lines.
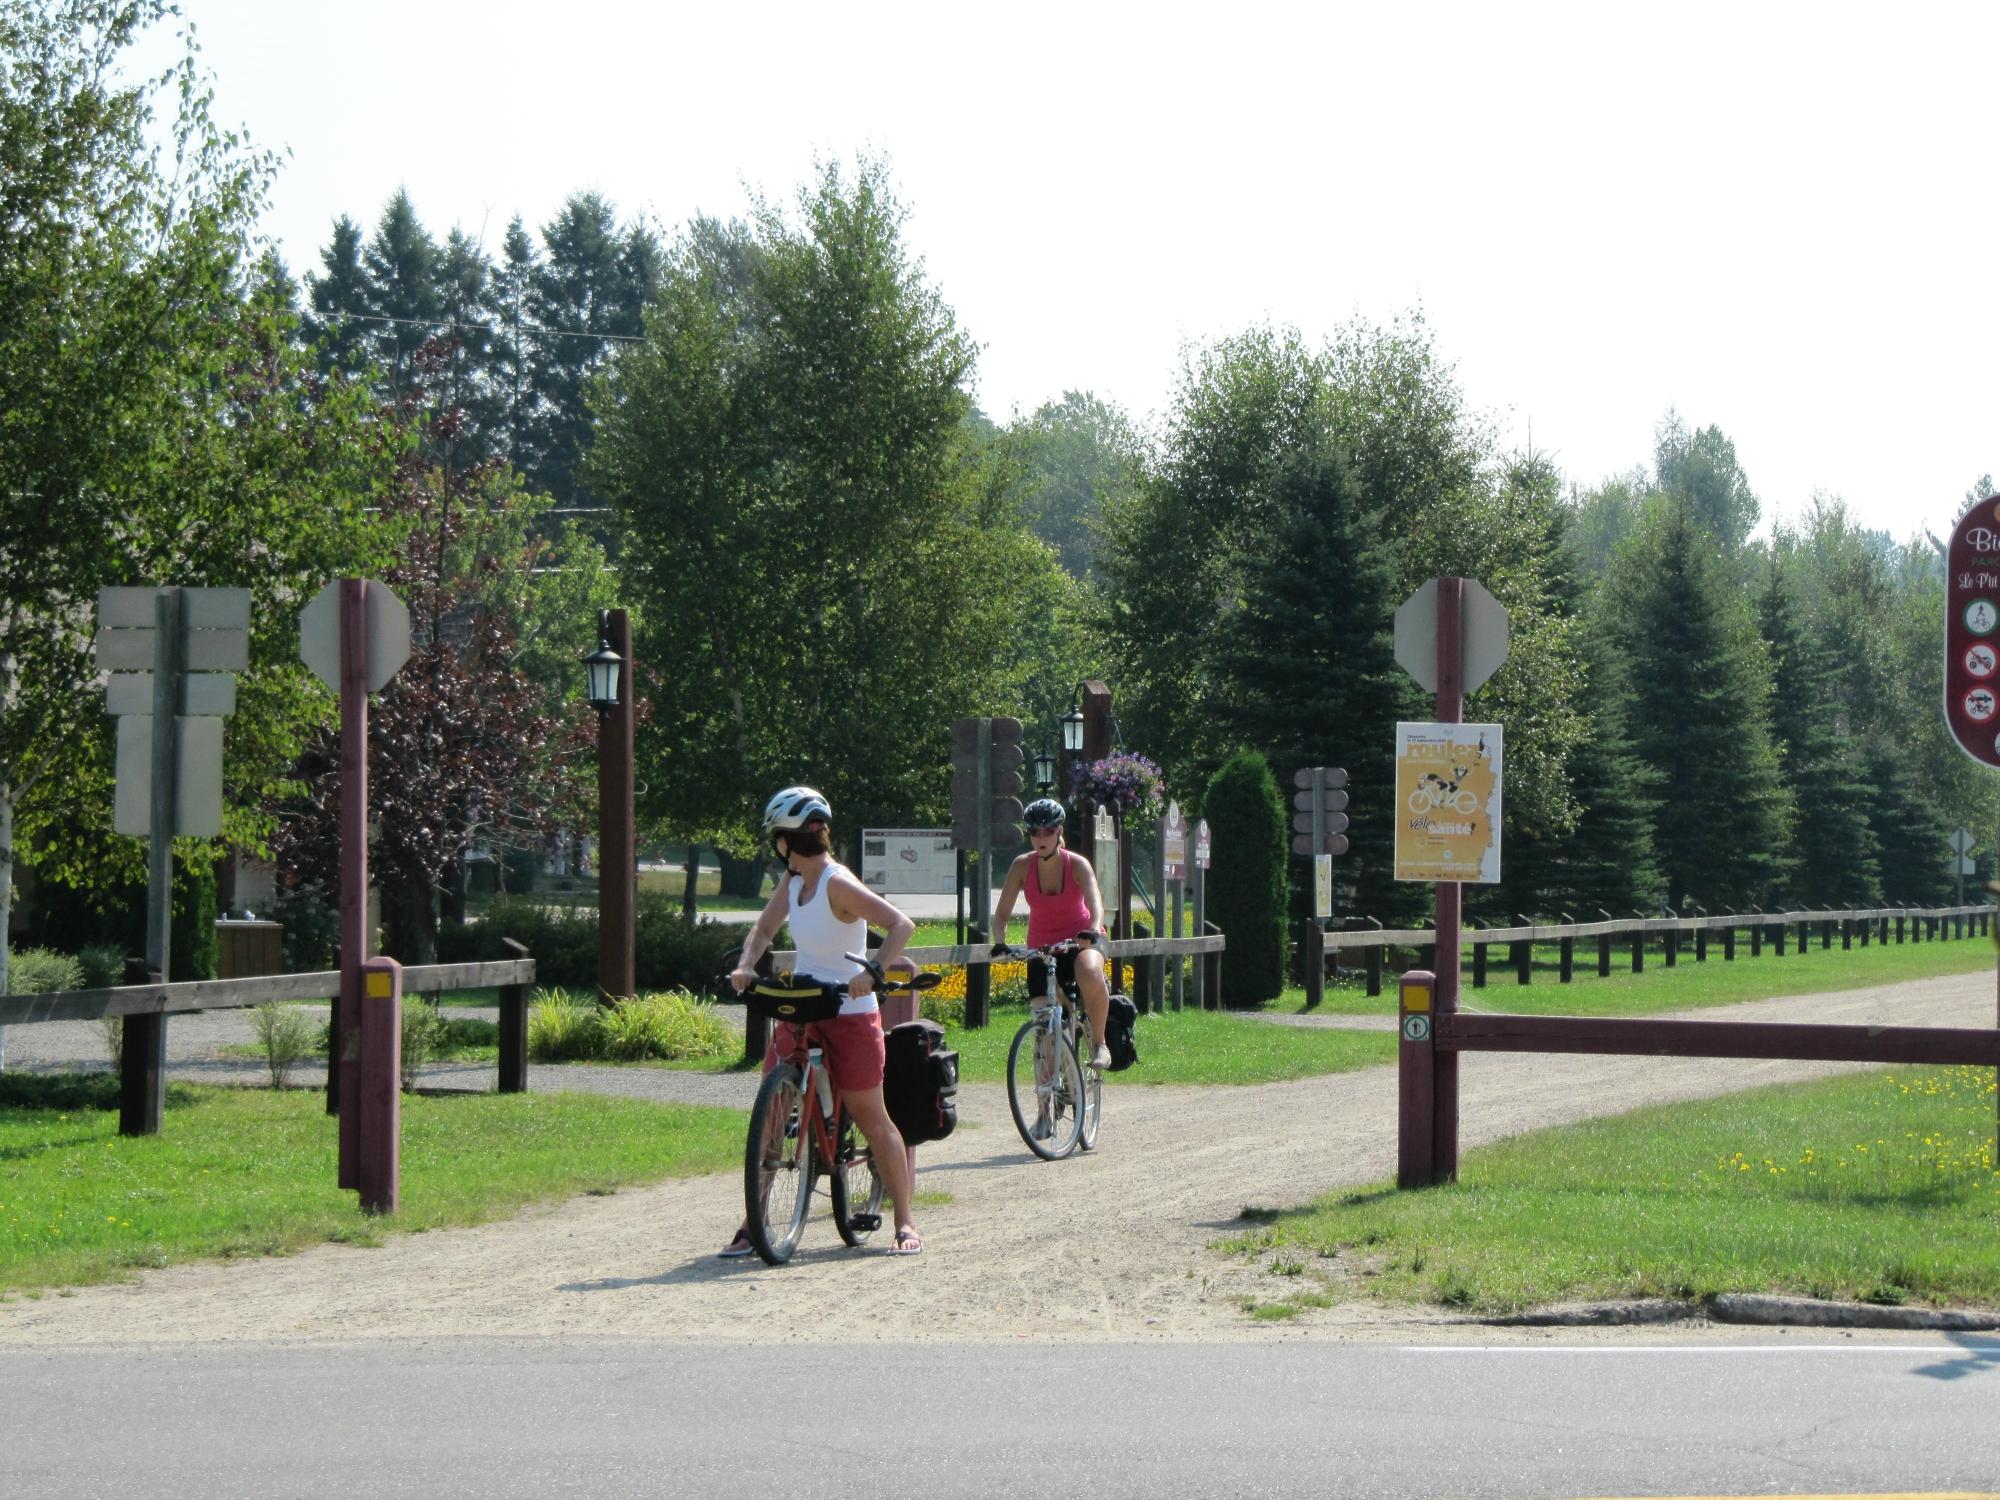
1104, 993, 1139, 1071
883, 1018, 959, 1144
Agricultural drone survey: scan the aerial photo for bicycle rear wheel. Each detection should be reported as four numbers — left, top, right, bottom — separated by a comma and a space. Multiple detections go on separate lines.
1007, 1012, 1084, 1160
1075, 1029, 1102, 1151
830, 1106, 885, 1247
745, 1064, 813, 1264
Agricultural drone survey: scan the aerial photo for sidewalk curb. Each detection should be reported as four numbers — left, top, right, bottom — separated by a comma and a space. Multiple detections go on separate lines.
1482, 1294, 2000, 1332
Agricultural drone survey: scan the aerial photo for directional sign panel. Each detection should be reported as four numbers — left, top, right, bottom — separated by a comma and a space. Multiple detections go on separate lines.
105, 673, 237, 718
113, 717, 223, 836
1394, 578, 1510, 694
1943, 498, 2000, 767
1950, 827, 1976, 856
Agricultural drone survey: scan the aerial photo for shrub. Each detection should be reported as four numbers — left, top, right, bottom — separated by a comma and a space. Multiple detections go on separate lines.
633, 893, 741, 992
250, 1002, 317, 1088
596, 990, 735, 1061
7, 947, 83, 995
398, 994, 448, 1089
440, 890, 741, 997
1202, 750, 1288, 1007
173, 859, 218, 980
527, 988, 596, 1061
76, 945, 126, 990
273, 880, 340, 972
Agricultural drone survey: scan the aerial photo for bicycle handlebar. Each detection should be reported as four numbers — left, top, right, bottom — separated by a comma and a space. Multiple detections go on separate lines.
991, 930, 1100, 961
713, 956, 939, 1002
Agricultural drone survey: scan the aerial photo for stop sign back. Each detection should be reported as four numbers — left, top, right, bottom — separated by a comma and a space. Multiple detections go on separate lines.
1944, 496, 2000, 767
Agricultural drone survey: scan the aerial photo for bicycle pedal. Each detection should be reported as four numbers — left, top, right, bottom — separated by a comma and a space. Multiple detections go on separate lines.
846, 1212, 882, 1233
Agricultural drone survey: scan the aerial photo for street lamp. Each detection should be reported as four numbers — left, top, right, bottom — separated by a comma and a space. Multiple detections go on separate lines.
1032, 740, 1056, 793
581, 607, 634, 1001
583, 614, 623, 717
1060, 698, 1085, 755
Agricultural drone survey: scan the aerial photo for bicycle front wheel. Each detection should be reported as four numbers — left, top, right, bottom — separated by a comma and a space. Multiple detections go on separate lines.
1007, 1014, 1084, 1161
745, 1064, 813, 1264
830, 1106, 885, 1247
1075, 1030, 1102, 1152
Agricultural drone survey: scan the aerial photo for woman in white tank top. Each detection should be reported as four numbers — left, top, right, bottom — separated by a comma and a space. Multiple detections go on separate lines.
724, 785, 925, 1256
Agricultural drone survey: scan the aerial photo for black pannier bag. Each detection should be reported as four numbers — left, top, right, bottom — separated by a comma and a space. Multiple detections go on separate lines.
884, 1018, 959, 1144
1103, 992, 1139, 1071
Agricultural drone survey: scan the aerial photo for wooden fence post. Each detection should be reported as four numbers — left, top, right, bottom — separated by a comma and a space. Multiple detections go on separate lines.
497, 938, 529, 1094
1472, 941, 1487, 988
1664, 927, 1678, 967
1631, 932, 1644, 973
1598, 933, 1612, 976
1559, 936, 1574, 983
1695, 924, 1707, 962
966, 924, 991, 1028
1365, 942, 1383, 998
1514, 937, 1531, 986
1723, 926, 1736, 961
118, 958, 164, 1138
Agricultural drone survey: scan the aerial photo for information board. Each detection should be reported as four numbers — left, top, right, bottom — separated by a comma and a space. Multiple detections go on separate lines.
860, 829, 957, 896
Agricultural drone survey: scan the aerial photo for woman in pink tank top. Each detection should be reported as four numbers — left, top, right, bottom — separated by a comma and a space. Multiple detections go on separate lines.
989, 797, 1114, 1069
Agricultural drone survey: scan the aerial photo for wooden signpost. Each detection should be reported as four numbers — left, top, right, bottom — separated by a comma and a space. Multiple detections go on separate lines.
300, 578, 410, 1213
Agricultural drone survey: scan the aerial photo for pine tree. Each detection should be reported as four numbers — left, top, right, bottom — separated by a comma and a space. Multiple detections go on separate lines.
1603, 503, 1793, 908
303, 214, 371, 372
1862, 738, 1954, 905
1534, 630, 1664, 916
486, 215, 538, 471
525, 191, 629, 509
1758, 554, 1881, 905
359, 188, 442, 396
1210, 436, 1414, 923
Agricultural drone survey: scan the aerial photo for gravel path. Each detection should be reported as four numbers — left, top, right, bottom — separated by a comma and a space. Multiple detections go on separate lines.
1, 972, 1993, 1348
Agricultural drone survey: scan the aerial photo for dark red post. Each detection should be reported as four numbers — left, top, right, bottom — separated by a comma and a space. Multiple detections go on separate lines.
358, 955, 402, 1214
336, 579, 369, 1186
1398, 969, 1437, 1187
1431, 578, 1463, 1183
597, 608, 636, 1002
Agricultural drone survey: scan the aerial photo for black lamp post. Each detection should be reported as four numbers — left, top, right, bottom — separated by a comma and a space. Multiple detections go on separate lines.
582, 608, 635, 1001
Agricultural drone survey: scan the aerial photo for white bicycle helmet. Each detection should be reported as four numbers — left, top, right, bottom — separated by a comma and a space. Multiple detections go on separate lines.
762, 785, 832, 840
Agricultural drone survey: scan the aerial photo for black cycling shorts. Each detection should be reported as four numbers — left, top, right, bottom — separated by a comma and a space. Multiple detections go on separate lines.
1025, 950, 1079, 1003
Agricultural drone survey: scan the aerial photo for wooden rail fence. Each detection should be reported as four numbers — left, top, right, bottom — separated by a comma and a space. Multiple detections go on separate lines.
0, 949, 537, 1136
1326, 903, 1992, 998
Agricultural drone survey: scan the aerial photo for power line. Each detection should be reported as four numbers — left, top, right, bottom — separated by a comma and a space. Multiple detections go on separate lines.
323, 311, 646, 345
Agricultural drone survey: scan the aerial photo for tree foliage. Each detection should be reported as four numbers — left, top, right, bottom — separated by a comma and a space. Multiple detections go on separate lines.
592, 159, 1048, 851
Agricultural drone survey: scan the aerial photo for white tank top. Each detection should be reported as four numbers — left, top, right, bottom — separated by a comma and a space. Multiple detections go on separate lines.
788, 861, 874, 1015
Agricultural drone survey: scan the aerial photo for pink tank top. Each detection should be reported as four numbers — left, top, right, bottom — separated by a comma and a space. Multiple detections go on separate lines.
1024, 849, 1094, 949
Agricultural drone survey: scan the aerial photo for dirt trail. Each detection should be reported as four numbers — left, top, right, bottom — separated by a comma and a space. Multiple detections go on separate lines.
2, 973, 1992, 1347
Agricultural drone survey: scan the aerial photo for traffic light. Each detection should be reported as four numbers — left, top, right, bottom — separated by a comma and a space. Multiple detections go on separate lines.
1291, 766, 1350, 857
988, 716, 1025, 849
950, 717, 1025, 849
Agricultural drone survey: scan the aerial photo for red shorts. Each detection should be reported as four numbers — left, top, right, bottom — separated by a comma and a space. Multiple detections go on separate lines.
767, 1009, 886, 1093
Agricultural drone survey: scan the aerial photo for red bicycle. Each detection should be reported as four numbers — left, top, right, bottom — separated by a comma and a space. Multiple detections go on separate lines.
719, 954, 937, 1266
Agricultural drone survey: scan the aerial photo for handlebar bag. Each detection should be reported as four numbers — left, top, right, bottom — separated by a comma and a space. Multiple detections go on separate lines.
884, 1018, 959, 1144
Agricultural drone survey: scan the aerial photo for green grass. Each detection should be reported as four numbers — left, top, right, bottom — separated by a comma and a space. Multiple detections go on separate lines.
1272, 924, 1996, 1020
1222, 1064, 2000, 1316
942, 1000, 1392, 1086
0, 1072, 741, 1295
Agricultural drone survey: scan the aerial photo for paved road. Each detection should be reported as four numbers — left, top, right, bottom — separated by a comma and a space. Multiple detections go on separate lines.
4, 1337, 1997, 1499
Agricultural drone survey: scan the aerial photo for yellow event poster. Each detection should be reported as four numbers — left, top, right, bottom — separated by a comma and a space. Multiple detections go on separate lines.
1393, 722, 1502, 883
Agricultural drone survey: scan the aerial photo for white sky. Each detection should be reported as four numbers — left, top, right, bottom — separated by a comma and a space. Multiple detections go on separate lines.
132, 0, 1998, 547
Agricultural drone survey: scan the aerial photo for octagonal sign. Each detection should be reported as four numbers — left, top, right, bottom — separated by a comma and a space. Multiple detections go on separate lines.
299, 579, 411, 694
1394, 578, 1510, 694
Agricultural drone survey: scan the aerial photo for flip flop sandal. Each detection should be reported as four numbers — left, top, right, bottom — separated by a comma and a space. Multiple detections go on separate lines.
717, 1233, 756, 1259
887, 1230, 924, 1257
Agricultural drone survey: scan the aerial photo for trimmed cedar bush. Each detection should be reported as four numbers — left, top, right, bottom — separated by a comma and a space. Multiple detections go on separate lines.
1203, 749, 1288, 1007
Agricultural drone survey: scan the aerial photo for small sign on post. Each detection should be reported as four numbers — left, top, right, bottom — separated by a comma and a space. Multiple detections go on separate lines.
1393, 722, 1503, 883
1094, 804, 1121, 914
1162, 802, 1188, 881
861, 829, 957, 896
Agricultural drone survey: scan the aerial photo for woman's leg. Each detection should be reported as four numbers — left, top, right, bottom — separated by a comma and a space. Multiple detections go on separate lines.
1074, 948, 1112, 1047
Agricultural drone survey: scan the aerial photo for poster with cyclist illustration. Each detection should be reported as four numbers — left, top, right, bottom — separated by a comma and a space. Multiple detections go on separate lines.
1393, 722, 1502, 883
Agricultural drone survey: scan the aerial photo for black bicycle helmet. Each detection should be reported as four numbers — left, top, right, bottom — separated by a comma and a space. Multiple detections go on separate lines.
1023, 797, 1066, 830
